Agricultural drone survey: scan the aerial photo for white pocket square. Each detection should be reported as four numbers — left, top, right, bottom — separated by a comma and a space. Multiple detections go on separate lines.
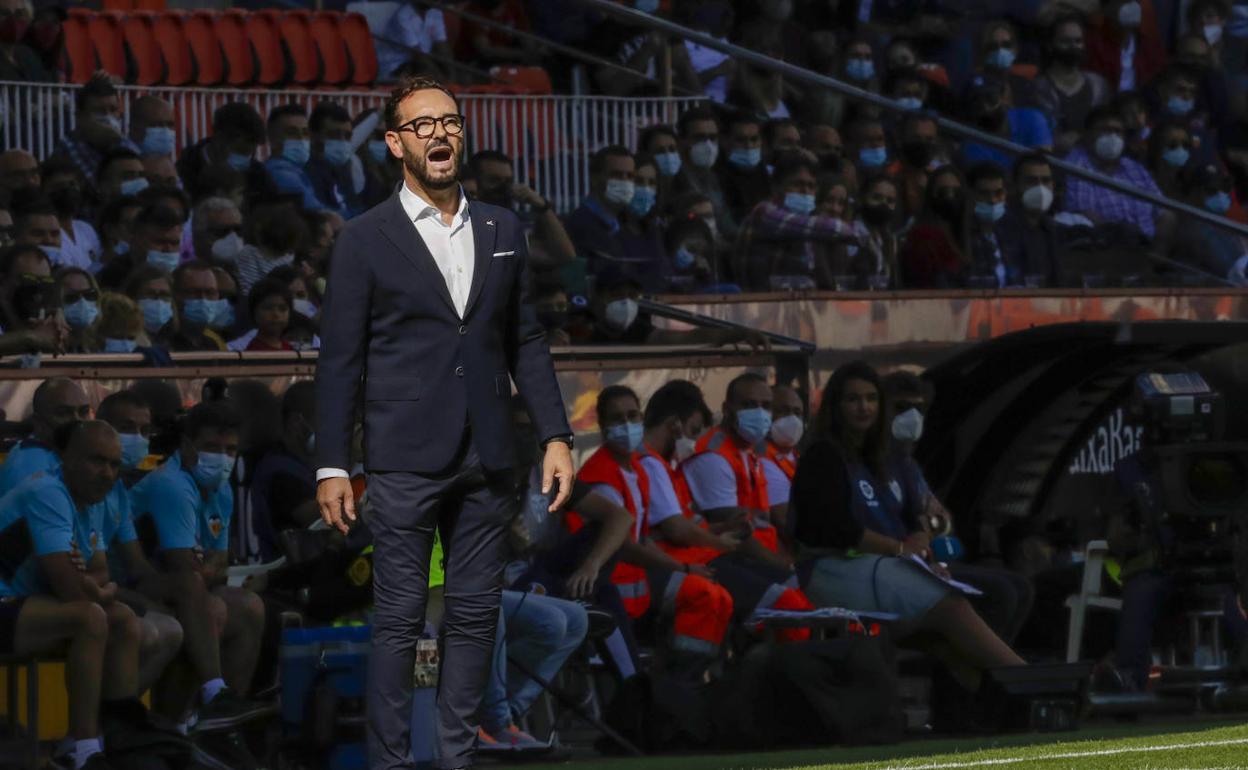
492, 250, 515, 258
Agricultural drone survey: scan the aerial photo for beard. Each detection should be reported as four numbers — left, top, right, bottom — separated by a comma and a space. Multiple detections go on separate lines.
403, 139, 461, 191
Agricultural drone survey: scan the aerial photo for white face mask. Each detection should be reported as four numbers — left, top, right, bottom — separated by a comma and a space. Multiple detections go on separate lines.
674, 436, 697, 463
1094, 133, 1125, 162
1117, 1, 1142, 26
210, 232, 244, 262
604, 298, 638, 331
1204, 24, 1224, 46
604, 178, 636, 207
891, 407, 925, 442
769, 414, 804, 449
1021, 184, 1054, 213
689, 140, 719, 169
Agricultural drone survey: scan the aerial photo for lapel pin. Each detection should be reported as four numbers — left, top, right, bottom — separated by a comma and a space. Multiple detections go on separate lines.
486, 219, 495, 226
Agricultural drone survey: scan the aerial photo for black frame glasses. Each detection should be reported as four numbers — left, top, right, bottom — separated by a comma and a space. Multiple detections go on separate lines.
396, 114, 466, 139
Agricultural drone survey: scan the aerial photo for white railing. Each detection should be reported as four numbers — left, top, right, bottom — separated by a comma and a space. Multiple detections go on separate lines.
0, 81, 703, 212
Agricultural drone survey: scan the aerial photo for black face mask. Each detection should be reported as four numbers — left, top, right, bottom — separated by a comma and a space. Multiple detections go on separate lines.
900, 140, 933, 168
537, 309, 568, 330
861, 203, 895, 227
932, 194, 965, 221
49, 186, 82, 217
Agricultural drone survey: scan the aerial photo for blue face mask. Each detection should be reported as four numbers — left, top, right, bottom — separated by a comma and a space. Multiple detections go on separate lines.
282, 139, 311, 166
227, 153, 252, 172
119, 433, 150, 470
1205, 191, 1232, 214
674, 245, 695, 270
1167, 96, 1195, 116
213, 301, 236, 329
846, 58, 875, 81
182, 298, 217, 326
191, 451, 233, 491
859, 146, 888, 168
1162, 146, 1190, 168
147, 249, 181, 272
367, 139, 389, 163
605, 421, 645, 454
728, 147, 762, 168
114, 240, 130, 256
734, 407, 773, 445
634, 0, 659, 13
103, 337, 138, 354
974, 200, 1006, 223
654, 151, 682, 177
120, 177, 149, 197
40, 244, 62, 264
895, 96, 923, 111
783, 191, 816, 214
142, 127, 176, 156
139, 298, 173, 333
63, 298, 99, 330
986, 48, 1016, 69
628, 185, 657, 218
323, 139, 353, 167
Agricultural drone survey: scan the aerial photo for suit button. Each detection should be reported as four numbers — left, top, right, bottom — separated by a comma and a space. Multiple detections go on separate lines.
455, 366, 464, 377
458, 325, 467, 335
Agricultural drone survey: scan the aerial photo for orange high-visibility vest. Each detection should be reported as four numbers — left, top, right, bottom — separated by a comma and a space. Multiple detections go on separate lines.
765, 441, 798, 482
691, 427, 778, 552
576, 446, 651, 618
639, 444, 721, 566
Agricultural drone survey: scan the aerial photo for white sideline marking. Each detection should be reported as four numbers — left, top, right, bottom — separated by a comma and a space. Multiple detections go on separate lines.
870, 737, 1248, 770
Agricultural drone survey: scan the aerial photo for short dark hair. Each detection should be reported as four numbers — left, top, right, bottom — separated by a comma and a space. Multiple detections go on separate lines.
99, 148, 142, 180
677, 106, 719, 138
639, 124, 677, 152
644, 379, 711, 429
75, 74, 117, 114
881, 370, 933, 402
596, 385, 640, 425
96, 195, 144, 231
589, 145, 633, 177
211, 102, 265, 144
1084, 104, 1123, 131
190, 164, 245, 203
384, 75, 460, 130
98, 390, 150, 425
40, 155, 80, 181
0, 243, 50, 278
268, 103, 307, 130
172, 260, 216, 291
183, 400, 240, 443
310, 101, 352, 133
966, 160, 1006, 188
138, 184, 190, 217
1012, 152, 1051, 180
11, 191, 57, 226
725, 111, 762, 132
281, 380, 315, 425
772, 153, 819, 185
726, 372, 769, 404
247, 275, 292, 320
124, 265, 172, 300
135, 204, 186, 232
468, 149, 511, 177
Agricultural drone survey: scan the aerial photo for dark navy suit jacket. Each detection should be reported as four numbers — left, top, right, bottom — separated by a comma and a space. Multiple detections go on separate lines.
315, 190, 570, 474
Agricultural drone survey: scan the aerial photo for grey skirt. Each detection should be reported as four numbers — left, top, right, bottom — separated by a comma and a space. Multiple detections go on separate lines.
801, 554, 954, 621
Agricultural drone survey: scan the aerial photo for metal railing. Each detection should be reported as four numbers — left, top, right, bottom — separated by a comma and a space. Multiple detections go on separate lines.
0, 81, 701, 213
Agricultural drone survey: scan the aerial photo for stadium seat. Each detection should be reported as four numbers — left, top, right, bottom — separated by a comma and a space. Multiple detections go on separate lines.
243, 11, 288, 86
273, 10, 321, 86
336, 12, 379, 87
490, 65, 553, 95
309, 12, 351, 86
86, 12, 127, 82
178, 9, 222, 85
147, 11, 195, 87
1064, 540, 1122, 663
59, 12, 96, 85
212, 10, 255, 87
135, 0, 166, 9
120, 13, 164, 86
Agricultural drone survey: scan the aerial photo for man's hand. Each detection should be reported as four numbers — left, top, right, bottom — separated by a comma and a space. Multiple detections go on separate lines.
317, 477, 356, 535
69, 541, 86, 572
900, 531, 932, 559
565, 561, 598, 600
542, 440, 575, 513
715, 531, 745, 551
24, 318, 67, 354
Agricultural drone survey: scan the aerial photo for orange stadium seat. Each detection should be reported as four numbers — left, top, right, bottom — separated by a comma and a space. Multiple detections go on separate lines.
214, 11, 256, 87
60, 12, 96, 84
120, 13, 163, 86
490, 65, 552, 95
242, 11, 286, 86
135, 0, 167, 9
148, 12, 194, 86
86, 12, 127, 81
273, 10, 321, 86
180, 11, 224, 86
336, 12, 378, 87
309, 12, 350, 86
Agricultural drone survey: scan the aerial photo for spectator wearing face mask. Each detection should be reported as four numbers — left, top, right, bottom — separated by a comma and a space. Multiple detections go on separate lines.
56, 267, 101, 353
848, 174, 901, 290
97, 291, 152, 355
978, 20, 1039, 94
1001, 153, 1068, 288
1149, 66, 1216, 165
840, 38, 881, 97
353, 109, 402, 209
889, 114, 944, 223
1146, 120, 1196, 198
639, 124, 682, 208
846, 118, 892, 178
128, 95, 177, 159
734, 153, 862, 291
97, 149, 150, 204
469, 149, 575, 272
900, 165, 972, 288
967, 162, 1029, 288
663, 216, 736, 294
1032, 16, 1112, 155
40, 157, 100, 270
124, 265, 174, 343
235, 203, 309, 296
672, 107, 737, 240
1085, 0, 1166, 94
178, 102, 273, 208
960, 75, 1053, 169
1173, 163, 1248, 284
564, 145, 667, 291
531, 278, 574, 346
11, 191, 63, 264
306, 102, 363, 219
191, 197, 245, 266
0, 376, 89, 496
765, 384, 804, 490
716, 112, 770, 226
264, 104, 326, 213
884, 68, 933, 119
1187, 0, 1231, 72
93, 195, 142, 276
97, 204, 185, 289
1063, 105, 1165, 241
168, 261, 228, 352
49, 75, 140, 195
0, 242, 64, 354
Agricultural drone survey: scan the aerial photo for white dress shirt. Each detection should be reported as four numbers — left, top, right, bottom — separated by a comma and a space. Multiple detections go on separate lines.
58, 220, 101, 270
316, 184, 474, 482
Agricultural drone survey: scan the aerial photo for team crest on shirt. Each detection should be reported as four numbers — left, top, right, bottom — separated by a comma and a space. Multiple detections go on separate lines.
859, 480, 876, 500
89, 530, 99, 550
207, 515, 224, 539
889, 480, 903, 502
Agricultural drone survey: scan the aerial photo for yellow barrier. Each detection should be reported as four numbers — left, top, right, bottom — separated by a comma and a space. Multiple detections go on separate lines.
0, 663, 151, 740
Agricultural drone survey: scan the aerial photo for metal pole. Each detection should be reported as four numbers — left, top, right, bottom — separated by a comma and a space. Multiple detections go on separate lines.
570, 0, 1248, 242
637, 298, 815, 352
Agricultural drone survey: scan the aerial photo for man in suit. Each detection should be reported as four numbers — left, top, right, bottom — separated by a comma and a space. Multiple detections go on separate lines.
314, 76, 574, 770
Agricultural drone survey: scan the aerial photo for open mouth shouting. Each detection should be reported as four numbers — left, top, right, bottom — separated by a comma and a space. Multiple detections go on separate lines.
426, 143, 456, 175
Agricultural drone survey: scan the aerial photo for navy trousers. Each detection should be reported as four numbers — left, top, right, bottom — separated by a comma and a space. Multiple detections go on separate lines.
366, 436, 516, 770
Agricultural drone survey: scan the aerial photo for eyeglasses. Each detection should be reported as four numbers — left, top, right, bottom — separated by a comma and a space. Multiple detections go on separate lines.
18, 273, 54, 286
63, 289, 99, 304
396, 114, 465, 139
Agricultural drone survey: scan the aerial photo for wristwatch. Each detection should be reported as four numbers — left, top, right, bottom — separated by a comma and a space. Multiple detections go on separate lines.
542, 434, 574, 450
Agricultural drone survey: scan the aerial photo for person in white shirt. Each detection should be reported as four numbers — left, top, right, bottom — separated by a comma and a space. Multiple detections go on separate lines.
375, 3, 451, 81
42, 158, 100, 270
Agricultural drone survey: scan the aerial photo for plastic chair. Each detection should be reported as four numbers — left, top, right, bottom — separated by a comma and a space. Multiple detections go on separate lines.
309, 11, 351, 86
59, 12, 96, 84
335, 12, 378, 87
147, 11, 194, 86
213, 10, 255, 87
272, 10, 320, 86
120, 13, 163, 86
86, 12, 128, 81
490, 65, 553, 95
242, 10, 287, 86
1064, 540, 1123, 663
